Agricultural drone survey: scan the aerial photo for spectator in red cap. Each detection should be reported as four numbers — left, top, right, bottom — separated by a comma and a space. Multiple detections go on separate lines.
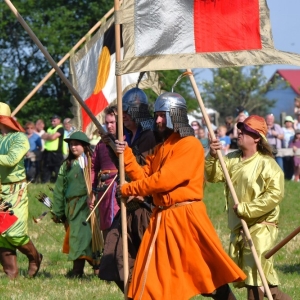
206, 115, 291, 300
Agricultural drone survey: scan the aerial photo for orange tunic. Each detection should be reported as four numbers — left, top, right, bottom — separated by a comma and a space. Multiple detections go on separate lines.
122, 132, 246, 300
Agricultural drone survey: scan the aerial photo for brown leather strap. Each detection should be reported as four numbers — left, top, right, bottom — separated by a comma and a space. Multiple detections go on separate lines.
138, 200, 196, 300
66, 194, 86, 202
139, 211, 162, 300
12, 182, 27, 209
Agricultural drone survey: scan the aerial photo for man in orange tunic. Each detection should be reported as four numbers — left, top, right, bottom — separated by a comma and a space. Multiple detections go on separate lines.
116, 92, 246, 300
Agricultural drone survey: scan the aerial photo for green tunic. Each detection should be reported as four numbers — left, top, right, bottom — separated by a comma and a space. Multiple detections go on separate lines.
0, 132, 30, 249
205, 150, 284, 287
52, 160, 92, 261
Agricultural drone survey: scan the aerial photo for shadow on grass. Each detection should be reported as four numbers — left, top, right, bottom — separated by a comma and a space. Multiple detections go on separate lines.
277, 263, 300, 274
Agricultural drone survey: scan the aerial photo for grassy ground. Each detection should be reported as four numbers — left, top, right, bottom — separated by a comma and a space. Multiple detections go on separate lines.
0, 181, 299, 299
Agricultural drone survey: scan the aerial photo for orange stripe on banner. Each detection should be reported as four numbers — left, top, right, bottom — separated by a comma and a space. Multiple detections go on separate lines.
94, 46, 111, 94
82, 92, 109, 131
194, 0, 261, 52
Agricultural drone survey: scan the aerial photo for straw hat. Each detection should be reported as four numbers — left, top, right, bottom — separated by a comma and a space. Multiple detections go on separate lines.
0, 102, 25, 132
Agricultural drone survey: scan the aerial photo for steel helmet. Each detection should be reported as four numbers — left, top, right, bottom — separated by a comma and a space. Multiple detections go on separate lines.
122, 87, 153, 131
154, 92, 194, 137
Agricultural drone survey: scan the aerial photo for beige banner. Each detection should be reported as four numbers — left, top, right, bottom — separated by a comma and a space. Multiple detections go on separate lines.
116, 0, 300, 75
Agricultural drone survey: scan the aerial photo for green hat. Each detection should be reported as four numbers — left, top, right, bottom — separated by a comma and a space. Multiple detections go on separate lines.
64, 131, 90, 145
284, 116, 294, 123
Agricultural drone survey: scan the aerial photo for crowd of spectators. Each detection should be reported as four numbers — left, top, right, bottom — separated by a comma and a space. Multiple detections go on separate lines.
191, 106, 300, 181
21, 116, 80, 183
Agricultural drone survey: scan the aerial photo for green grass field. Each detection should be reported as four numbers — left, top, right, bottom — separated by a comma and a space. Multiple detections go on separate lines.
0, 181, 299, 299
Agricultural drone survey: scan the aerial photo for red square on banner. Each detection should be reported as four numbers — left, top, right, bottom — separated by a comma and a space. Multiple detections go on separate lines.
194, 0, 262, 52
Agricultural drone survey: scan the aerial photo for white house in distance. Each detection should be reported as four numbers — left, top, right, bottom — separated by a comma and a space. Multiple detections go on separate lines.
265, 69, 300, 123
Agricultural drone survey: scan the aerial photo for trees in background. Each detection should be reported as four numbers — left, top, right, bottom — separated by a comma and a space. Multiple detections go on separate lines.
0, 0, 113, 126
200, 66, 277, 122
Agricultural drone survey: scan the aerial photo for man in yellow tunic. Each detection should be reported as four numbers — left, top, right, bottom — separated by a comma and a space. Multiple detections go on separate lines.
0, 102, 42, 279
116, 92, 246, 300
205, 115, 291, 300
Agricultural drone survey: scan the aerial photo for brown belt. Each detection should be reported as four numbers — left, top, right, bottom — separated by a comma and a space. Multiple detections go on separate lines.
138, 200, 198, 300
66, 194, 86, 202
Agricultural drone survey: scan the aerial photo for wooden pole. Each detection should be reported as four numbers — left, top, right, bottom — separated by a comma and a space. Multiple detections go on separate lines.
11, 5, 116, 117
187, 69, 273, 300
114, 0, 129, 297
4, 0, 115, 151
265, 226, 300, 259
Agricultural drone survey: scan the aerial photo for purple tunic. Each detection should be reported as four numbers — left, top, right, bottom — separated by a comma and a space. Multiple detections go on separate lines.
91, 142, 119, 231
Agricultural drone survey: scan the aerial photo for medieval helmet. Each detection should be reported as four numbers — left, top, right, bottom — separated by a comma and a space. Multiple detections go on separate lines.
122, 87, 154, 131
154, 92, 194, 137
64, 131, 90, 145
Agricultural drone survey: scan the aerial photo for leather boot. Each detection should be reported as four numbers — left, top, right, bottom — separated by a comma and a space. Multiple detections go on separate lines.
17, 240, 42, 277
269, 286, 292, 300
202, 284, 237, 299
70, 259, 85, 278
0, 248, 18, 279
247, 286, 264, 300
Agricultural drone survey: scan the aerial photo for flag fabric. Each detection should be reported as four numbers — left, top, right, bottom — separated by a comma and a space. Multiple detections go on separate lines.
116, 0, 300, 75
69, 16, 160, 136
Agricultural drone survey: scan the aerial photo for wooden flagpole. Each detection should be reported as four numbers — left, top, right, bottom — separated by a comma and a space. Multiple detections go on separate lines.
114, 0, 129, 298
187, 69, 273, 300
11, 6, 116, 117
4, 0, 116, 151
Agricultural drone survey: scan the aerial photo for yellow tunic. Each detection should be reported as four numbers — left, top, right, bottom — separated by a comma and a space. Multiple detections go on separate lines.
205, 150, 284, 287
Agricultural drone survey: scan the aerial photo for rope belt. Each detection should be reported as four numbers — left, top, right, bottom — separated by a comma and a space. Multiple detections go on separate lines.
138, 200, 198, 300
258, 221, 278, 227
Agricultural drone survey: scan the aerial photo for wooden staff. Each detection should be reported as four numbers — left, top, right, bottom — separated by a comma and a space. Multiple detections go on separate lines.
11, 5, 116, 117
4, 0, 116, 151
265, 226, 300, 259
187, 69, 273, 300
114, 0, 129, 297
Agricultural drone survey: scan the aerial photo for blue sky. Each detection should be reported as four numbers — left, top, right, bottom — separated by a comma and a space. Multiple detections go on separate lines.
196, 0, 300, 83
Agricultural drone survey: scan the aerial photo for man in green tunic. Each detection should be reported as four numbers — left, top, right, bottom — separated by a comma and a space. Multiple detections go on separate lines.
205, 115, 291, 300
0, 102, 42, 279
